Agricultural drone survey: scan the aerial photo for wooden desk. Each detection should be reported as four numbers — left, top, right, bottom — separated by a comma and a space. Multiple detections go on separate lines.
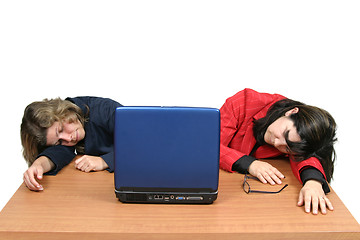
0, 159, 359, 240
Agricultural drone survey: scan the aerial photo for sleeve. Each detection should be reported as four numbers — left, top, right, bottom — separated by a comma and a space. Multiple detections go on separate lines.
300, 167, 330, 193
96, 98, 121, 172
231, 155, 257, 174
101, 152, 115, 172
219, 90, 248, 172
290, 156, 327, 183
37, 145, 76, 175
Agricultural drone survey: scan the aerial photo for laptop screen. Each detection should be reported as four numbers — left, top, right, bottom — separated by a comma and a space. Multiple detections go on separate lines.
114, 106, 220, 193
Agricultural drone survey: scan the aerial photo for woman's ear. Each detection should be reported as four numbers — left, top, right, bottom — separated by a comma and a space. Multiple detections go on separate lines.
285, 107, 299, 116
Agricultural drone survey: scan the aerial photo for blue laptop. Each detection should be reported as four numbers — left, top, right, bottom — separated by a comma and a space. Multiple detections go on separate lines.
114, 106, 220, 204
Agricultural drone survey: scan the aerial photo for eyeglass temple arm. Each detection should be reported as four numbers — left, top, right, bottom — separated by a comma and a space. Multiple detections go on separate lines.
249, 184, 289, 194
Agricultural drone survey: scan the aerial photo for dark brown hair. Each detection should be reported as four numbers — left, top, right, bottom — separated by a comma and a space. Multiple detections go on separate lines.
253, 99, 337, 182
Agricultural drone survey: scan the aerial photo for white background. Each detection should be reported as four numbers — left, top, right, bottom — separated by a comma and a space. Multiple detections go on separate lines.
0, 1, 359, 223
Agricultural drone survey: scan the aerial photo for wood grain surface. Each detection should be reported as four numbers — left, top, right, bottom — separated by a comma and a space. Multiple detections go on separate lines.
0, 158, 359, 239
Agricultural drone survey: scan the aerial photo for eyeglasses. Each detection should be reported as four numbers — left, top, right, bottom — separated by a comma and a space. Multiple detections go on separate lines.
243, 174, 288, 194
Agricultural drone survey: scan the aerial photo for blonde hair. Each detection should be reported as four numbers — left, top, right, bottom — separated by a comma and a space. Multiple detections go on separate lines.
20, 98, 85, 166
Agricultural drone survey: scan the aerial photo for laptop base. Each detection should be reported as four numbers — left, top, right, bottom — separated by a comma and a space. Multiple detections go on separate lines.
115, 190, 218, 204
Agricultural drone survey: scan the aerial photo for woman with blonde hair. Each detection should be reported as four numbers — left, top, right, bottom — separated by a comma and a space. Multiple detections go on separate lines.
21, 96, 122, 191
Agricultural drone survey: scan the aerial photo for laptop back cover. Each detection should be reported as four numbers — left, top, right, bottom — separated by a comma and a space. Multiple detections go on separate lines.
114, 106, 220, 204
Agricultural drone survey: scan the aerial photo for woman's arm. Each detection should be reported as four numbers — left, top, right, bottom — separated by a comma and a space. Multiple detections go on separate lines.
37, 145, 76, 175
219, 88, 285, 172
219, 91, 248, 172
220, 89, 286, 184
289, 157, 333, 214
23, 156, 55, 191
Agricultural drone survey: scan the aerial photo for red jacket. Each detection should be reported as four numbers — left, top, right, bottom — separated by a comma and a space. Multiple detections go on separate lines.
220, 88, 326, 183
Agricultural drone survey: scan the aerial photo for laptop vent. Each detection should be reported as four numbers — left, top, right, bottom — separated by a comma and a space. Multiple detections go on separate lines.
126, 193, 147, 202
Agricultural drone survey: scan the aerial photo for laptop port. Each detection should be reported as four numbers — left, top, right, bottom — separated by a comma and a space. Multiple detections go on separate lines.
186, 196, 203, 201
154, 195, 163, 200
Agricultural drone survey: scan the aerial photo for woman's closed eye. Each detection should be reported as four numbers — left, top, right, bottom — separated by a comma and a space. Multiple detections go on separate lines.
54, 126, 63, 145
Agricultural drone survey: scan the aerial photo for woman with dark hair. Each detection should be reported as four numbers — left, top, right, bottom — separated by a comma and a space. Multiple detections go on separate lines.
220, 88, 337, 215
21, 97, 122, 191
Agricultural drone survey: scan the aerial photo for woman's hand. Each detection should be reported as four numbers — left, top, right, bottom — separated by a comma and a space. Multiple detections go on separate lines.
248, 160, 285, 185
23, 156, 54, 191
74, 155, 108, 172
298, 180, 334, 214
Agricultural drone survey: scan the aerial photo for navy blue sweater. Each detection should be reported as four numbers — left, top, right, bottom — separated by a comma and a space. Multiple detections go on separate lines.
38, 97, 122, 175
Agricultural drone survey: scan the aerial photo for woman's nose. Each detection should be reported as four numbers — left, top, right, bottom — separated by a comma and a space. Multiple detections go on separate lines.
274, 138, 286, 148
273, 138, 289, 153
59, 133, 73, 143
